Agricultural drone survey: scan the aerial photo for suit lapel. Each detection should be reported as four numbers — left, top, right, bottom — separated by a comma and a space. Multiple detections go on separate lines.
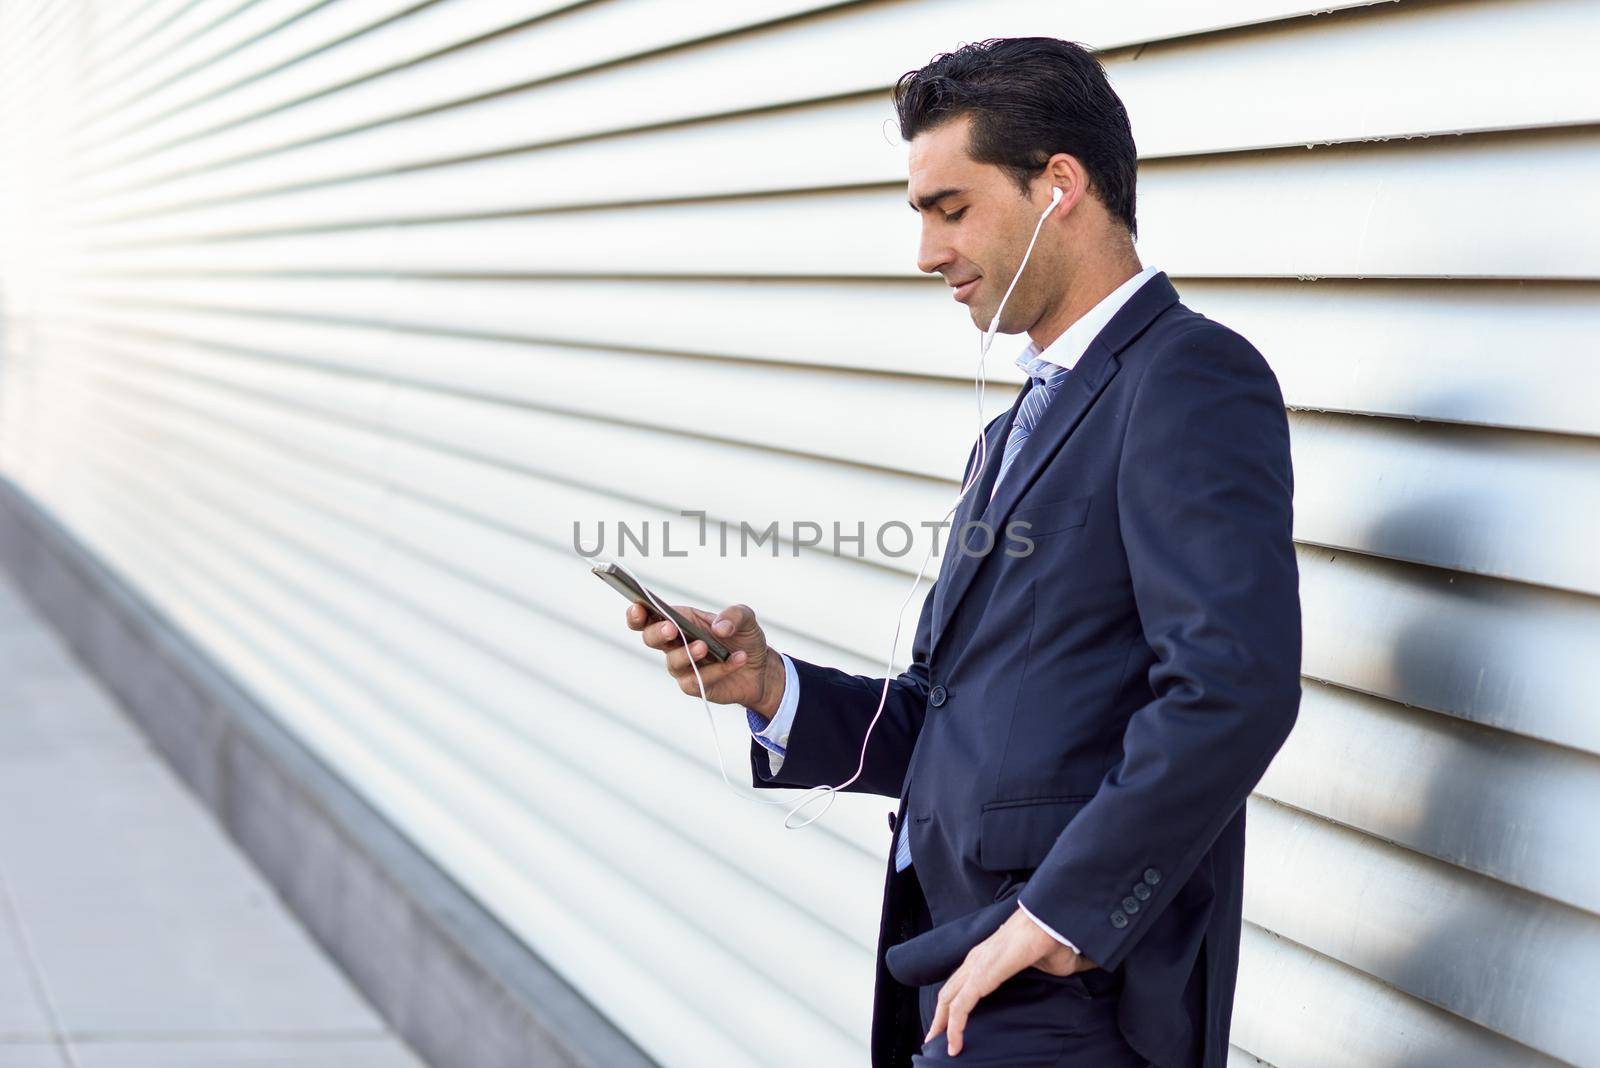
928, 271, 1181, 658
929, 379, 1033, 647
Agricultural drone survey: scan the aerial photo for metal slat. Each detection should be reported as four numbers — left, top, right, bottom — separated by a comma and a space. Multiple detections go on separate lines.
1232, 923, 1566, 1067
1299, 545, 1600, 756
1122, 0, 1600, 157
69, 129, 1600, 280
1244, 798, 1598, 1063
1184, 278, 1600, 437
72, 0, 446, 152
1289, 410, 1600, 597
1260, 681, 1600, 916
61, 274, 1600, 439
72, 0, 1600, 239
67, 0, 842, 185
67, 0, 1398, 198
71, 0, 259, 116
48, 309, 998, 490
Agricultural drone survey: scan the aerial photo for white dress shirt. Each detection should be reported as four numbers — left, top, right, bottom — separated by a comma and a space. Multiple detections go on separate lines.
746, 265, 1163, 957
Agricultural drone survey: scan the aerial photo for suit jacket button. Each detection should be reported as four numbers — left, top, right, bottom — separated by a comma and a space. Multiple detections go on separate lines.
1143, 868, 1161, 886
1133, 883, 1152, 901
1110, 910, 1129, 929
929, 685, 947, 707
1121, 896, 1140, 914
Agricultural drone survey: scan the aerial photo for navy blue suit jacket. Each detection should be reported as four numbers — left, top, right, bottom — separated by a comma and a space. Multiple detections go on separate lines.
750, 271, 1302, 1068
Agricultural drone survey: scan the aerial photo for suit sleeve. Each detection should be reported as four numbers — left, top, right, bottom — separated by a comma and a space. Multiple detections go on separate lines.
1015, 324, 1302, 971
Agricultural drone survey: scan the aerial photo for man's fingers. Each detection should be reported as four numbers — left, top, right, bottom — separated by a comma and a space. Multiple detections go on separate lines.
640, 604, 757, 651
641, 618, 681, 651
665, 640, 744, 678
663, 640, 710, 675
669, 649, 745, 694
926, 967, 962, 1045
946, 993, 974, 1056
926, 965, 993, 1057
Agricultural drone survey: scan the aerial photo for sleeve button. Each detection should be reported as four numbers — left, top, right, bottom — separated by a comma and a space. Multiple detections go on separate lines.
1121, 896, 1140, 913
1133, 883, 1152, 901
1110, 910, 1129, 929
1143, 868, 1161, 886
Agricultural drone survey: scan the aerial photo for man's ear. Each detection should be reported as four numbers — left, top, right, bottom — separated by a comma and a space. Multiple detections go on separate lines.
1040, 154, 1090, 217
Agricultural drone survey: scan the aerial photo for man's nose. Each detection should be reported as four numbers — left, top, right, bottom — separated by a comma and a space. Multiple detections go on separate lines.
915, 241, 947, 278
916, 226, 953, 276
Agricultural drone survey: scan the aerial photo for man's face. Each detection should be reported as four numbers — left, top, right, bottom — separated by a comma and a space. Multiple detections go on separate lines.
907, 113, 1058, 333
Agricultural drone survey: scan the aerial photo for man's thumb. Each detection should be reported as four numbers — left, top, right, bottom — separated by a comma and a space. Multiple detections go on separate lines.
713, 603, 755, 636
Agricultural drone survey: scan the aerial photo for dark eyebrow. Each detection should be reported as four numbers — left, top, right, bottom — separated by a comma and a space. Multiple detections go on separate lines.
908, 187, 966, 212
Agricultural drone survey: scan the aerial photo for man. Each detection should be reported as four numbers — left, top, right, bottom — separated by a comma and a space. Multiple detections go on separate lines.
625, 37, 1301, 1068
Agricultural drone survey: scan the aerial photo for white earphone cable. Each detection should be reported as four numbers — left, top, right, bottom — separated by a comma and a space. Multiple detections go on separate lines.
620, 186, 1064, 832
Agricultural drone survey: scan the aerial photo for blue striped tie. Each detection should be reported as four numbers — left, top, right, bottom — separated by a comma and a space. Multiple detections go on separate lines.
990, 359, 1072, 506
893, 356, 1071, 873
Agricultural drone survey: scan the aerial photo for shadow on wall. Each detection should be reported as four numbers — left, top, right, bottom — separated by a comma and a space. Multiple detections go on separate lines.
1371, 489, 1582, 1067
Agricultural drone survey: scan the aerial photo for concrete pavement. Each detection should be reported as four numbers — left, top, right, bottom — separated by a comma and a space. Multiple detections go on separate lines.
0, 572, 427, 1068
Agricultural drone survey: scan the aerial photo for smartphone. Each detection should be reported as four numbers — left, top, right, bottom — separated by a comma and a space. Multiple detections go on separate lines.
592, 562, 731, 663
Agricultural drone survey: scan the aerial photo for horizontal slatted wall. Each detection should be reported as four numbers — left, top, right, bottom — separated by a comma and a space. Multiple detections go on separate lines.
2, 1, 1597, 1065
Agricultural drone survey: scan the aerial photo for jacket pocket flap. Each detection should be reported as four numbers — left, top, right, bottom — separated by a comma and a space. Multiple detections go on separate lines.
978, 796, 1092, 872
1007, 494, 1091, 537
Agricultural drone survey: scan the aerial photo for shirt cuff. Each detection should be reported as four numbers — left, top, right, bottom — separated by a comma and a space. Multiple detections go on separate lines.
745, 652, 799, 755
1017, 899, 1079, 954
746, 653, 798, 776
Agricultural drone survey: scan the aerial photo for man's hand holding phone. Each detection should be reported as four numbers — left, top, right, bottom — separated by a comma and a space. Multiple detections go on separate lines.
626, 601, 787, 718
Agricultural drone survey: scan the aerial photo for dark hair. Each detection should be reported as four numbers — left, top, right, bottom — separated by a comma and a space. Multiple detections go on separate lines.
893, 37, 1138, 238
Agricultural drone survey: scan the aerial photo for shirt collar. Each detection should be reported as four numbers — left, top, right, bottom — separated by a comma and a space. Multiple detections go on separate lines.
1014, 265, 1162, 379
